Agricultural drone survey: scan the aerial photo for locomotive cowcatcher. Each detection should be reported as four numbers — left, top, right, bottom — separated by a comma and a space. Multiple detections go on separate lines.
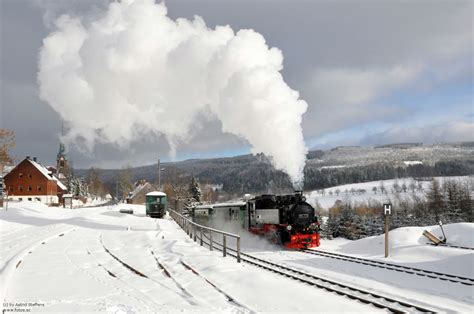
246, 191, 320, 249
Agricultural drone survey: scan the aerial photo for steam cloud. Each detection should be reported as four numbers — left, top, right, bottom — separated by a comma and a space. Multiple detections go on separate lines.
38, 0, 308, 184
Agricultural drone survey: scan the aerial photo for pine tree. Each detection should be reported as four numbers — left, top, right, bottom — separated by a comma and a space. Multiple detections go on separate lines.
189, 176, 202, 203
426, 178, 443, 222
338, 203, 365, 240
325, 213, 340, 239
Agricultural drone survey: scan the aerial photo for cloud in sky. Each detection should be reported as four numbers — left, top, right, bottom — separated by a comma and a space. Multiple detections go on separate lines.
361, 121, 474, 146
299, 0, 472, 139
37, 0, 308, 183
1, 0, 472, 168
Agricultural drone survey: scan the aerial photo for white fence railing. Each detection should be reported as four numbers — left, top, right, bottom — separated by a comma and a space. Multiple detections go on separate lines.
168, 209, 241, 263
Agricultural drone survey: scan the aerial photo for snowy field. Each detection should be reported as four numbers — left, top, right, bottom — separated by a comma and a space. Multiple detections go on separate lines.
306, 175, 473, 209
1, 202, 473, 313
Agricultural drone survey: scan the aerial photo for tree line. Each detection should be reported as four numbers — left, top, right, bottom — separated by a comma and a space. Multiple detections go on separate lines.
321, 178, 473, 240
304, 160, 474, 191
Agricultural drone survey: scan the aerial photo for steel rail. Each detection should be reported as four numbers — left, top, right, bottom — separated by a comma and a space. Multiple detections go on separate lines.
300, 249, 474, 286
199, 233, 435, 313
428, 243, 474, 251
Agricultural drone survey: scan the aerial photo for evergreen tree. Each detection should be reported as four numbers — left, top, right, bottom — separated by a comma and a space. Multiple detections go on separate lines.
426, 178, 443, 221
189, 176, 202, 203
325, 213, 340, 239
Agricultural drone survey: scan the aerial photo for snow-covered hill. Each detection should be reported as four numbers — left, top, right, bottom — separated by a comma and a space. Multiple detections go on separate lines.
306, 175, 472, 209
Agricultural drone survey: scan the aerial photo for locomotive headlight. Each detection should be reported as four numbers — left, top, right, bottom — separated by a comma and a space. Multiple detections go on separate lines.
286, 225, 292, 231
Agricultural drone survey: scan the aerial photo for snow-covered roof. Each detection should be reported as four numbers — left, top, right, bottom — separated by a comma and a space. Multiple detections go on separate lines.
29, 159, 68, 191
6, 158, 68, 192
29, 159, 55, 180
129, 182, 154, 199
146, 191, 166, 197
54, 177, 68, 191
193, 202, 246, 210
213, 202, 246, 208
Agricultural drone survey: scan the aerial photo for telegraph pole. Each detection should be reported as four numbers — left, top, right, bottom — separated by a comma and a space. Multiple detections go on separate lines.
115, 181, 119, 202
383, 204, 392, 258
157, 158, 161, 190
0, 166, 3, 208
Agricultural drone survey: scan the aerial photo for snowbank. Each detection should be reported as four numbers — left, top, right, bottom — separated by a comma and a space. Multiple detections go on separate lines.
322, 223, 474, 278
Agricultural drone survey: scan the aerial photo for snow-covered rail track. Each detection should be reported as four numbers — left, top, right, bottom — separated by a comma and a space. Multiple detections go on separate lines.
0, 227, 76, 309
97, 234, 198, 306
179, 259, 254, 312
149, 248, 252, 312
300, 248, 474, 286
200, 234, 435, 313
84, 243, 166, 309
428, 243, 474, 251
99, 233, 249, 311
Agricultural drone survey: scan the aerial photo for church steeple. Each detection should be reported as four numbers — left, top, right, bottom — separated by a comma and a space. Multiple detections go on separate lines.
56, 122, 69, 181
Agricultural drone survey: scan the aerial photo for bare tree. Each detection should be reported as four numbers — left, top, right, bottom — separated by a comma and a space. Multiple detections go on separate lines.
164, 166, 191, 212
117, 165, 134, 201
408, 180, 416, 193
87, 167, 107, 197
0, 128, 15, 167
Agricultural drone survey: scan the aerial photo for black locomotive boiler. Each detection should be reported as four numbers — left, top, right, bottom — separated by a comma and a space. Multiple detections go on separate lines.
247, 191, 320, 249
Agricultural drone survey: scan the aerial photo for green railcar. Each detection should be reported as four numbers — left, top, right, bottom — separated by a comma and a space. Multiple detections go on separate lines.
191, 202, 246, 228
145, 191, 167, 218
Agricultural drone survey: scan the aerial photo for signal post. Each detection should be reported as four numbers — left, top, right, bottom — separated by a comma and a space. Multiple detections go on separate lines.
383, 204, 392, 258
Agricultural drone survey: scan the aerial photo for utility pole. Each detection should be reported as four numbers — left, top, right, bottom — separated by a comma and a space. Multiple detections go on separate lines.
383, 204, 392, 258
115, 181, 119, 202
157, 158, 161, 190
0, 167, 3, 208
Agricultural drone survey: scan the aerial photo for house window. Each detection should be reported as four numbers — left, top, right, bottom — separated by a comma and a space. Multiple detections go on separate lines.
19, 173, 23, 178
28, 186, 32, 191
19, 186, 23, 192
37, 186, 42, 192
9, 186, 13, 192
28, 198, 32, 201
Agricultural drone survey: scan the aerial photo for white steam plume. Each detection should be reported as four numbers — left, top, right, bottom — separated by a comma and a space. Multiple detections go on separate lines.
38, 0, 308, 184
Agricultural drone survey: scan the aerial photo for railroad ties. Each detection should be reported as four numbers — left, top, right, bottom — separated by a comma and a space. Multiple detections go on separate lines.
199, 233, 435, 313
300, 249, 474, 286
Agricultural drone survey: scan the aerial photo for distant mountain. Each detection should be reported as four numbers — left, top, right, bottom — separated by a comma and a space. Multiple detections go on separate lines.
76, 142, 474, 195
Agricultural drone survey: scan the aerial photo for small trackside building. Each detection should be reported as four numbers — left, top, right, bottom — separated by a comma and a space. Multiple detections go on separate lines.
4, 157, 67, 205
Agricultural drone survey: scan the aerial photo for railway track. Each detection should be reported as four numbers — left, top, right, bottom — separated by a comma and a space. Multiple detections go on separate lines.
300, 248, 474, 286
199, 233, 435, 313
428, 243, 474, 251
99, 232, 250, 312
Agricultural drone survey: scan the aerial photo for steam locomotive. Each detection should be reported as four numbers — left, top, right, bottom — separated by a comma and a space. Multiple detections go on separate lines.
247, 191, 320, 249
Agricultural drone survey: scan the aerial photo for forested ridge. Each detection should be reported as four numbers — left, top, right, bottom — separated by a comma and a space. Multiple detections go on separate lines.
76, 143, 474, 196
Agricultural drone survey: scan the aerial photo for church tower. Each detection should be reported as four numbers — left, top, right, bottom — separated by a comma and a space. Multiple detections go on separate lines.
56, 124, 69, 182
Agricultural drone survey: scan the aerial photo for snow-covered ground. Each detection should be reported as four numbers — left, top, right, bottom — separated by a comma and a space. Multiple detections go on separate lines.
306, 176, 472, 209
251, 224, 473, 311
1, 202, 472, 312
0, 202, 376, 312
